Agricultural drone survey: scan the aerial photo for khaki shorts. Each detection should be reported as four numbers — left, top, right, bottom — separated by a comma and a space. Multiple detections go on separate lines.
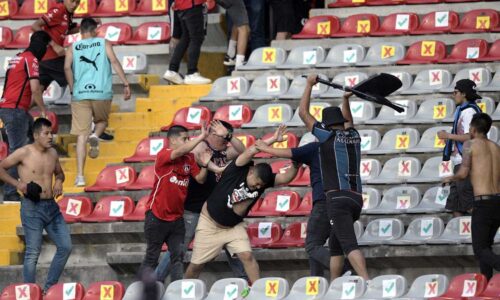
190, 213, 251, 265
71, 100, 112, 136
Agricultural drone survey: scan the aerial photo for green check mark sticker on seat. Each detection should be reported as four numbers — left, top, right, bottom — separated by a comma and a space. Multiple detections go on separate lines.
381, 224, 391, 233
231, 107, 241, 117
382, 279, 397, 297
182, 282, 196, 298
190, 111, 200, 119
112, 204, 123, 214
260, 227, 269, 234
65, 285, 74, 296
385, 282, 395, 293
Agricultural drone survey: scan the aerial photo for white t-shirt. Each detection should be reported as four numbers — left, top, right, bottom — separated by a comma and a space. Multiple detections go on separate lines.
451, 107, 476, 165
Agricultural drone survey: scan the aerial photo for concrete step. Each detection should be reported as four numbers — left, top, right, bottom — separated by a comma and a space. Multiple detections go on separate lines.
148, 84, 211, 100
63, 171, 100, 190
135, 97, 198, 113
114, 128, 153, 142
0, 220, 21, 235
108, 112, 155, 129
67, 142, 137, 159
0, 204, 20, 219
0, 249, 23, 266
0, 235, 24, 251
60, 157, 124, 174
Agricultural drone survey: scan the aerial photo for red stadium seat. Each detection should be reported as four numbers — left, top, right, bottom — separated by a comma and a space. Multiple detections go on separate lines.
411, 11, 459, 35
92, 0, 135, 17
124, 165, 154, 191
44, 282, 85, 300
125, 22, 171, 45
406, 0, 441, 4
213, 104, 253, 128
123, 195, 149, 221
371, 13, 419, 36
30, 111, 59, 134
247, 222, 283, 248
57, 196, 93, 223
397, 40, 446, 64
63, 33, 82, 47
4, 26, 33, 49
445, 0, 480, 3
328, 0, 365, 8
270, 160, 305, 186
74, 0, 97, 17
292, 16, 340, 39
0, 283, 42, 300
0, 141, 8, 160
431, 273, 487, 299
255, 132, 298, 158
331, 14, 379, 37
124, 137, 169, 163
452, 9, 499, 33
130, 0, 168, 15
470, 274, 500, 299
289, 166, 310, 186
96, 23, 133, 45
439, 39, 488, 63
80, 196, 134, 222
85, 166, 137, 192
268, 222, 307, 248
161, 106, 212, 131
0, 26, 13, 48
82, 281, 125, 300
0, 0, 19, 20
247, 198, 262, 217
477, 40, 500, 62
231, 133, 256, 148
366, 0, 405, 6
288, 191, 312, 216
11, 0, 55, 19
250, 190, 301, 217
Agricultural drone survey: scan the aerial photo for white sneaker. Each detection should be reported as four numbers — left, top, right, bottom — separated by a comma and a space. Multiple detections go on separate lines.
74, 175, 86, 187
88, 134, 99, 159
163, 70, 184, 84
184, 72, 211, 85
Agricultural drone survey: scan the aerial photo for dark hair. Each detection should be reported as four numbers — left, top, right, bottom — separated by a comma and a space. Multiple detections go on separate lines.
167, 125, 188, 139
470, 113, 492, 135
33, 118, 52, 134
253, 163, 274, 187
80, 18, 98, 33
217, 120, 234, 133
26, 31, 51, 60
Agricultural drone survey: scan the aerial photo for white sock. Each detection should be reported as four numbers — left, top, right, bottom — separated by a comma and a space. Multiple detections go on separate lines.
227, 40, 237, 57
235, 54, 245, 67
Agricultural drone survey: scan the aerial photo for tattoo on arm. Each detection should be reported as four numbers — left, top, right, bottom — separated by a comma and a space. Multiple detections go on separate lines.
461, 141, 472, 169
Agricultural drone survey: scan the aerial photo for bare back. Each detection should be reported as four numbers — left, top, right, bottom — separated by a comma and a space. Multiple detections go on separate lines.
469, 139, 500, 196
17, 145, 60, 199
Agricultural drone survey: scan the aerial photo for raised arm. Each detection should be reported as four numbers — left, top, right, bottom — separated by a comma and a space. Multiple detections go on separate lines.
193, 150, 212, 184
170, 124, 210, 161
342, 92, 354, 129
210, 120, 245, 159
444, 141, 472, 183
64, 47, 74, 94
0, 148, 28, 194
254, 140, 293, 158
299, 74, 318, 132
105, 40, 131, 100
235, 125, 287, 166
274, 161, 300, 185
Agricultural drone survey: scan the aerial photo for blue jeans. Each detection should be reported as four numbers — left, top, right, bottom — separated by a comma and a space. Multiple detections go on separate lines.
155, 210, 248, 282
0, 109, 32, 199
243, 0, 266, 52
21, 198, 72, 291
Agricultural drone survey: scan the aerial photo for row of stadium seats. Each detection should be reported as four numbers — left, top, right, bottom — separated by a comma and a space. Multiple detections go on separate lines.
294, 11, 500, 39
236, 43, 500, 72
0, 0, 216, 20
201, 70, 500, 103
329, 0, 496, 6
3, 273, 500, 300
0, 21, 170, 49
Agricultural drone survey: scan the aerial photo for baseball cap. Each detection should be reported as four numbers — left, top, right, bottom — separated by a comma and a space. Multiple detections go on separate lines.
455, 79, 481, 101
322, 107, 348, 126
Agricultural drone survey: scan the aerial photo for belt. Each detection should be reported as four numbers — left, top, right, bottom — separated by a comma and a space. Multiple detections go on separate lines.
474, 195, 500, 201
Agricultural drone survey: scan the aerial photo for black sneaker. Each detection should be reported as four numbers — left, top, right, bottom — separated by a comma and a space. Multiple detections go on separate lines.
99, 132, 114, 142
223, 54, 236, 66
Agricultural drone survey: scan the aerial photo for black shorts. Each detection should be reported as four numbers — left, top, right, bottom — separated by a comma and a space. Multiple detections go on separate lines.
326, 190, 362, 256
269, 0, 295, 33
39, 56, 67, 88
446, 164, 474, 213
218, 0, 249, 27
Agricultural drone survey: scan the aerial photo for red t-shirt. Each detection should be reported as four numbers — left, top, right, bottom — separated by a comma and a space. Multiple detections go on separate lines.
147, 148, 201, 221
0, 52, 39, 111
41, 3, 73, 61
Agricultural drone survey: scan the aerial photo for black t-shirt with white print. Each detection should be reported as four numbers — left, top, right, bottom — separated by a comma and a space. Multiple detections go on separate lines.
206, 160, 274, 227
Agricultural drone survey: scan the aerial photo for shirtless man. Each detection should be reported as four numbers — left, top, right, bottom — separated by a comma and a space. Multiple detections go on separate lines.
0, 118, 71, 292
444, 113, 500, 279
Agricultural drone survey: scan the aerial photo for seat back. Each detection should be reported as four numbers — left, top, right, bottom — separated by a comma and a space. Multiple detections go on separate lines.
202, 76, 250, 100
361, 187, 381, 211
383, 157, 420, 180
284, 277, 328, 300
286, 102, 331, 127
256, 132, 298, 158
484, 39, 500, 58
242, 47, 287, 69
415, 11, 459, 32
416, 156, 454, 179
205, 278, 248, 300
246, 74, 289, 98
292, 15, 340, 38
339, 13, 380, 35
243, 104, 293, 128
283, 46, 326, 67
131, 0, 168, 15
411, 69, 453, 91
274, 222, 308, 247
378, 185, 421, 211
6, 26, 32, 49
377, 13, 419, 34
42, 81, 64, 103
360, 158, 381, 181
419, 185, 450, 209
342, 100, 375, 123
400, 40, 446, 62
456, 9, 499, 32
247, 278, 290, 300
325, 43, 365, 65
389, 71, 413, 94
82, 196, 135, 222
63, 32, 82, 47
441, 273, 487, 297
405, 274, 448, 297
126, 165, 155, 190
247, 222, 283, 248
94, 0, 135, 15
232, 133, 256, 148
115, 51, 147, 74
436, 216, 472, 242
162, 279, 207, 300
360, 42, 406, 64
372, 100, 417, 122
413, 98, 455, 121
0, 0, 18, 20
446, 38, 489, 60
360, 218, 404, 243
163, 106, 212, 130
354, 220, 364, 240
30, 111, 59, 133
363, 275, 408, 298
213, 104, 252, 128
124, 137, 169, 163
122, 281, 164, 300
83, 281, 125, 300
258, 190, 301, 216
323, 72, 369, 98
1, 283, 42, 300
488, 126, 498, 142
476, 96, 495, 114
57, 196, 93, 222
402, 217, 444, 241
85, 165, 137, 191
0, 55, 13, 77
44, 282, 85, 300
358, 129, 381, 152
284, 75, 329, 99
74, 0, 97, 16
13, 0, 55, 19
376, 127, 420, 152
479, 273, 500, 297
97, 22, 133, 44
451, 67, 492, 89
0, 26, 13, 48
123, 195, 149, 221
413, 126, 451, 151
323, 276, 366, 299
130, 22, 170, 43
0, 141, 8, 160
